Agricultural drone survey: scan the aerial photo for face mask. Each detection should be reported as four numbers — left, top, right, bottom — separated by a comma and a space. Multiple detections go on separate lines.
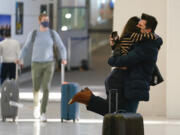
41, 21, 49, 28
135, 26, 141, 33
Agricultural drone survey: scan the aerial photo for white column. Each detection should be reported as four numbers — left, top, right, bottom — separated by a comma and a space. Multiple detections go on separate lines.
166, 0, 180, 118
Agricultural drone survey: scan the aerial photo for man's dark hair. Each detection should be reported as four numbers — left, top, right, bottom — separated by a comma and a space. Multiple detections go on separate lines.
141, 13, 158, 33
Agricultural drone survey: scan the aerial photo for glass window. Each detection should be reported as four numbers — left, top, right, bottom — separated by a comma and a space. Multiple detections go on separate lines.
59, 8, 87, 31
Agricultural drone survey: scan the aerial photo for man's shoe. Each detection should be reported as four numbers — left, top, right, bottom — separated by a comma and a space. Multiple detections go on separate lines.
33, 105, 40, 119
68, 87, 93, 105
40, 113, 47, 122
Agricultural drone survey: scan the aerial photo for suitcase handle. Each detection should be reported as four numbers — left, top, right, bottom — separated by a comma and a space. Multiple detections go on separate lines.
61, 63, 65, 84
16, 64, 21, 81
109, 89, 119, 113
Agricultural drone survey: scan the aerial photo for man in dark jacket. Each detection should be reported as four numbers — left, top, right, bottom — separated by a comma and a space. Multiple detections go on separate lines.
68, 13, 163, 116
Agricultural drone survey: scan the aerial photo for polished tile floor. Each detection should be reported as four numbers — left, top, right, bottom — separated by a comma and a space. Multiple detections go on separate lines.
0, 101, 180, 135
1, 45, 180, 135
0, 120, 102, 135
2, 120, 180, 135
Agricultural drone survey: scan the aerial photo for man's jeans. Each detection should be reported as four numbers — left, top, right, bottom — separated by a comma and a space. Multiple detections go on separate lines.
31, 62, 55, 114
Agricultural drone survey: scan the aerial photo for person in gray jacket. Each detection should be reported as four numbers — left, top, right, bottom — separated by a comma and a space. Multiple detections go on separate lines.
16, 13, 67, 122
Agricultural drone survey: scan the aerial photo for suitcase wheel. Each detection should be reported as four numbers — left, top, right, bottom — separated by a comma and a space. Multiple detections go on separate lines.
61, 119, 63, 123
76, 118, 79, 121
13, 117, 16, 122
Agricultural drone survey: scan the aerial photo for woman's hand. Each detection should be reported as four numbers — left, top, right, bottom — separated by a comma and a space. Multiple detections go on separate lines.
109, 35, 115, 46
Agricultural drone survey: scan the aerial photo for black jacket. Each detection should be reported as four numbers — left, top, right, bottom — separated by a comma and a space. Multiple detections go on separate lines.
108, 37, 163, 101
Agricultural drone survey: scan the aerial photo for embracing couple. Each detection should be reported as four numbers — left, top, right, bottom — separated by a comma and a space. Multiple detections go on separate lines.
69, 13, 163, 116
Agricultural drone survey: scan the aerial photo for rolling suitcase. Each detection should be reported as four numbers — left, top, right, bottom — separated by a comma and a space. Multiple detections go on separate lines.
102, 89, 144, 135
60, 64, 80, 122
1, 65, 19, 122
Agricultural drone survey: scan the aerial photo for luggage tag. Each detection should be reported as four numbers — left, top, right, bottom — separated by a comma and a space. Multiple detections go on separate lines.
9, 101, 24, 108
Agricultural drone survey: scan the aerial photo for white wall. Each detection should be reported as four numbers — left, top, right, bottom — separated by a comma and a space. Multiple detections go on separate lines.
114, 0, 167, 116
166, 0, 180, 118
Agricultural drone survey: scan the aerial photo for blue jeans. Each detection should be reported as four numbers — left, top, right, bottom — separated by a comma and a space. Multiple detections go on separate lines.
123, 100, 139, 113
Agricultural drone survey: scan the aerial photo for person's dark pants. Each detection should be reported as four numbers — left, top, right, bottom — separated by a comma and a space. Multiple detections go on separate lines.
86, 95, 139, 116
86, 68, 139, 116
1, 63, 16, 84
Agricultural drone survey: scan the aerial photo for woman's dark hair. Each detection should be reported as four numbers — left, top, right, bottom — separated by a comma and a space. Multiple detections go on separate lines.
120, 16, 140, 38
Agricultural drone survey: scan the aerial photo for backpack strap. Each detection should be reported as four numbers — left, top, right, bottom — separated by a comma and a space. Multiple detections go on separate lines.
49, 29, 55, 43
31, 30, 37, 46
32, 29, 55, 44
49, 29, 59, 61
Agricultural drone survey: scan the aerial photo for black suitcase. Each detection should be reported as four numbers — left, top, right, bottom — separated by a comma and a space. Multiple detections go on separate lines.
102, 89, 144, 135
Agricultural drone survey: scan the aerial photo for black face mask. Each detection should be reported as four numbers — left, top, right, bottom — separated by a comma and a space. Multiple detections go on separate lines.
135, 26, 141, 33
41, 21, 49, 28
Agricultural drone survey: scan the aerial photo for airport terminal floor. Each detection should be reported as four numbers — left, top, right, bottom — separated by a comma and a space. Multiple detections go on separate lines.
0, 45, 180, 135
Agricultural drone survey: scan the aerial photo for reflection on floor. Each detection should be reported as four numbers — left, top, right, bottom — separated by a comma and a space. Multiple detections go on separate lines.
0, 101, 180, 135
0, 45, 180, 135
0, 118, 180, 135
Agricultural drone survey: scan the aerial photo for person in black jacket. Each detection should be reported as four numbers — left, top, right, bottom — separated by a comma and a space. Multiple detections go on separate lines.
106, 17, 156, 106
69, 13, 163, 116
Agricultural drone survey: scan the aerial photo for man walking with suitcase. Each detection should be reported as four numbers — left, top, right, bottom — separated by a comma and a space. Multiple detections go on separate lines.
69, 13, 163, 116
16, 13, 67, 122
